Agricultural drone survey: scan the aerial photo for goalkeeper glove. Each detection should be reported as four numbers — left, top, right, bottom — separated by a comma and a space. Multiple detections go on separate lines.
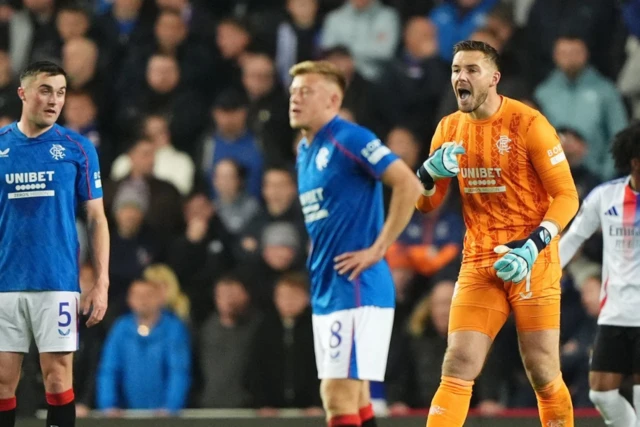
417, 142, 466, 190
493, 226, 552, 283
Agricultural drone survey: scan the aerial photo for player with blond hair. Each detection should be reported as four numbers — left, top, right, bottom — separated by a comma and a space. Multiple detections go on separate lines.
289, 60, 422, 427
416, 40, 579, 426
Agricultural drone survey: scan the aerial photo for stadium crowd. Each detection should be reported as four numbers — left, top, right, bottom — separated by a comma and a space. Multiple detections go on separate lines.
1, 0, 639, 418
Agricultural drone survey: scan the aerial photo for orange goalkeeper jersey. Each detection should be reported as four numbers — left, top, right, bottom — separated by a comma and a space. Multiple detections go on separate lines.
416, 97, 579, 267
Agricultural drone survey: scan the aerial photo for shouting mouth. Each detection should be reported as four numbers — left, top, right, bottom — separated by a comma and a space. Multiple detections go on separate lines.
457, 88, 471, 101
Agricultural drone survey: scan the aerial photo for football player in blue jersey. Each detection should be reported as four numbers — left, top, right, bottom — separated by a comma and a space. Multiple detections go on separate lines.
289, 60, 422, 427
0, 61, 109, 427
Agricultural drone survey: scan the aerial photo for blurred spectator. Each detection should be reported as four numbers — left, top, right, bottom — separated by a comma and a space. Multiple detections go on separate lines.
246, 272, 321, 411
321, 0, 401, 82
111, 114, 195, 196
97, 278, 192, 415
557, 127, 601, 201
383, 127, 422, 207
7, 0, 59, 74
429, 0, 499, 63
143, 263, 192, 324
63, 90, 113, 174
375, 17, 448, 138
56, 3, 92, 44
385, 0, 435, 23
241, 165, 306, 258
167, 193, 235, 326
94, 0, 153, 69
197, 88, 264, 199
483, 3, 528, 80
215, 17, 252, 94
104, 138, 184, 236
201, 0, 284, 20
61, 36, 111, 117
115, 53, 208, 153
386, 280, 455, 409
275, 0, 322, 87
211, 159, 262, 240
0, 50, 20, 121
118, 9, 215, 95
535, 35, 628, 180
241, 51, 295, 167
621, 0, 640, 39
197, 275, 261, 408
524, 0, 623, 86
155, 0, 215, 44
107, 178, 166, 324
243, 221, 306, 309
323, 46, 378, 134
618, 36, 640, 121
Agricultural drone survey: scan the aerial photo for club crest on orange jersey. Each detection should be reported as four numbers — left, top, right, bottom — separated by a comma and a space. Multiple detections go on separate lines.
496, 135, 511, 155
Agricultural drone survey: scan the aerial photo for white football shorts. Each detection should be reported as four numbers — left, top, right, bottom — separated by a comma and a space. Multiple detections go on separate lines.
312, 306, 394, 381
0, 291, 80, 353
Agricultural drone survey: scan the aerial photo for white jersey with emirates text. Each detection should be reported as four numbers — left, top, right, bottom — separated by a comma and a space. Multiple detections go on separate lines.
563, 176, 640, 326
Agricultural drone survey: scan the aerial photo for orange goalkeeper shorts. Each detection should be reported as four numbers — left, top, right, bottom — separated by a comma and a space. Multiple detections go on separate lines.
448, 260, 562, 340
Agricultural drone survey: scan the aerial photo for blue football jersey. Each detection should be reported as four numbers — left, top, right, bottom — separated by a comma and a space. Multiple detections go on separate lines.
296, 116, 399, 314
0, 123, 103, 292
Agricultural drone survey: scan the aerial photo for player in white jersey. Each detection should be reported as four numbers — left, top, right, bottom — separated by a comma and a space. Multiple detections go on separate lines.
560, 122, 640, 427
0, 62, 109, 427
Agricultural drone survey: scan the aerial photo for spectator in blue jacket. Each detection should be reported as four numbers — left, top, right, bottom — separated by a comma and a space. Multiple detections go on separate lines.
96, 278, 191, 416
429, 0, 499, 62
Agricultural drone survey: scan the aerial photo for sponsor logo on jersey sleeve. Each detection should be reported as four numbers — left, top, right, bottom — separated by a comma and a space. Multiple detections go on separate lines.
94, 171, 102, 188
547, 143, 566, 166
361, 139, 391, 165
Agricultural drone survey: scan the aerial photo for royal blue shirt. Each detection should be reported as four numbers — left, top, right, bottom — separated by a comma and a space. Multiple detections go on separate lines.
0, 123, 102, 292
296, 116, 399, 314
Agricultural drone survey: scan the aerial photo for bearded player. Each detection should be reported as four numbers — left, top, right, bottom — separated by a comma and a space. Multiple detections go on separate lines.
416, 40, 579, 427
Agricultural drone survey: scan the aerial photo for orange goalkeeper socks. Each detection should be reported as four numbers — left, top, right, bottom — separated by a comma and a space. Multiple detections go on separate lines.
426, 376, 474, 427
534, 374, 574, 427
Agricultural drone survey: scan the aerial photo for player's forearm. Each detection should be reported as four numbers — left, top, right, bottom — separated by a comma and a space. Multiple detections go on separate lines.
88, 213, 110, 285
416, 178, 450, 213
535, 153, 580, 233
542, 189, 580, 235
373, 179, 421, 255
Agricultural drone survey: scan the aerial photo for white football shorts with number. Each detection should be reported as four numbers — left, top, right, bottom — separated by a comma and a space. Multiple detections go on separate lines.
0, 292, 80, 353
312, 306, 394, 381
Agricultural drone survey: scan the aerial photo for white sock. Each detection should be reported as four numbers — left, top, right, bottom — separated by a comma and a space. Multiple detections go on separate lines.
633, 385, 640, 427
589, 389, 636, 426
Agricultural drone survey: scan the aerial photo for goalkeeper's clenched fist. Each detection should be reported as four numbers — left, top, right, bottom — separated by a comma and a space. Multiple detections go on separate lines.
417, 142, 466, 191
493, 226, 553, 283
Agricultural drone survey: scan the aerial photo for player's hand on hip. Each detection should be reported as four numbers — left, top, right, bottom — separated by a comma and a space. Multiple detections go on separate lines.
417, 141, 465, 188
493, 226, 551, 283
83, 279, 109, 327
334, 245, 385, 281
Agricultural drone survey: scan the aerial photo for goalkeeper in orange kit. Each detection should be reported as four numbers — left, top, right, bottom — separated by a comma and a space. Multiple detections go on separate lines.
415, 40, 580, 427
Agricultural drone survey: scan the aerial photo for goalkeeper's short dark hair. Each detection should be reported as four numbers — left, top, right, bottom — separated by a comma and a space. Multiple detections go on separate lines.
610, 121, 640, 175
453, 40, 500, 70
